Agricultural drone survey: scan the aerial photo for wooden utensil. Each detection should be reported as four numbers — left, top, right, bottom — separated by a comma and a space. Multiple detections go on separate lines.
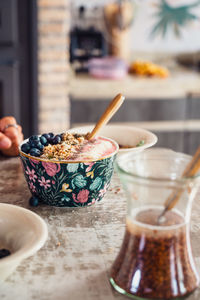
157, 146, 200, 223
86, 93, 125, 140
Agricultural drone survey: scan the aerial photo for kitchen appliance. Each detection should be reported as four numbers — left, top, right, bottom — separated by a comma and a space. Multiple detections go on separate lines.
70, 5, 107, 73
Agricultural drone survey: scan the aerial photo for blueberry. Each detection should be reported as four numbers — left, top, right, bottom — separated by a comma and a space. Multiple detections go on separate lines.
40, 136, 48, 146
42, 133, 54, 143
35, 142, 44, 151
48, 133, 54, 138
47, 133, 55, 144
52, 135, 61, 144
29, 135, 40, 142
42, 133, 49, 139
29, 196, 39, 207
30, 140, 44, 152
29, 140, 39, 148
42, 133, 51, 142
0, 249, 11, 259
29, 148, 41, 157
29, 140, 44, 151
48, 138, 54, 144
21, 142, 31, 154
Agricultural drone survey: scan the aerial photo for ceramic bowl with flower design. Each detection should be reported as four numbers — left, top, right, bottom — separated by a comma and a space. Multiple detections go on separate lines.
19, 137, 118, 207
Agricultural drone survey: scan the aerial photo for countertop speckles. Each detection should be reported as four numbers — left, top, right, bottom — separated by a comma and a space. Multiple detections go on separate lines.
0, 157, 200, 300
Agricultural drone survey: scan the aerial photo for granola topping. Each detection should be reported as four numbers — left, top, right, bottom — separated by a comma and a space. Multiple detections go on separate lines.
40, 132, 117, 161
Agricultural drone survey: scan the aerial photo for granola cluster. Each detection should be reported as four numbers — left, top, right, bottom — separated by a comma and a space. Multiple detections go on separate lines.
41, 132, 86, 160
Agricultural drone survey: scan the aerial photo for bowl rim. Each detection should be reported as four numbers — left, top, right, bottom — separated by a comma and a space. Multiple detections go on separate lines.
69, 125, 158, 153
115, 148, 195, 185
0, 203, 48, 265
19, 135, 119, 164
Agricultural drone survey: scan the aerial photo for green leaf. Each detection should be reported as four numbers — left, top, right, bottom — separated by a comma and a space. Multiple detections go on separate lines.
72, 175, 87, 189
136, 140, 145, 147
58, 170, 64, 181
67, 163, 79, 173
61, 194, 71, 202
150, 0, 200, 39
89, 177, 102, 191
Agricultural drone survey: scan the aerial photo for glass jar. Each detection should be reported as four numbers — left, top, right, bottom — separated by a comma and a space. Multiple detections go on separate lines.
110, 148, 200, 300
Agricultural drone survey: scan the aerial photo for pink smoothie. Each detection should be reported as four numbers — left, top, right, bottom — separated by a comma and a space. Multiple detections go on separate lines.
68, 137, 117, 161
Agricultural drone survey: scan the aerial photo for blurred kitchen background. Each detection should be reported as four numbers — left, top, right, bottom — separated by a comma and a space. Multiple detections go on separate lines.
0, 0, 200, 154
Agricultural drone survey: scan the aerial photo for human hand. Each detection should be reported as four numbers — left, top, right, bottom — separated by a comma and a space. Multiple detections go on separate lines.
0, 116, 24, 156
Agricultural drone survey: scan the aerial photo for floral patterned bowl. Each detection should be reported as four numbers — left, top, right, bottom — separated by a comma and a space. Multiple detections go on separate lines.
19, 137, 118, 207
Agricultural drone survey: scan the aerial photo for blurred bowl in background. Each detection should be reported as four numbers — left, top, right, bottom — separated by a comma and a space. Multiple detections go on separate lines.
88, 57, 128, 79
69, 125, 158, 156
0, 203, 48, 281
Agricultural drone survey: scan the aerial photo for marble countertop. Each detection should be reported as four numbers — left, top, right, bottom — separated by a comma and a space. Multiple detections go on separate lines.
0, 157, 200, 300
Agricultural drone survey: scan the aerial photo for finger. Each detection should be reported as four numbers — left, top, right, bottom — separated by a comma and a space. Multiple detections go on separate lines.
0, 116, 17, 132
17, 126, 24, 143
1, 142, 19, 157
19, 132, 24, 144
3, 123, 23, 145
0, 132, 12, 149
4, 126, 19, 144
17, 125, 22, 133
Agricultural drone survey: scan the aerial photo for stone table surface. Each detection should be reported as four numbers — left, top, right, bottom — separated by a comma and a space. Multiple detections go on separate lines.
0, 157, 200, 300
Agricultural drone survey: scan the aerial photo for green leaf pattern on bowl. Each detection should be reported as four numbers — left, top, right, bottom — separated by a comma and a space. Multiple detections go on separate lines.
20, 155, 116, 207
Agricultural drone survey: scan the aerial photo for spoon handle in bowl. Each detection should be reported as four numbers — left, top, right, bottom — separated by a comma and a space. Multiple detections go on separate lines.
87, 93, 125, 140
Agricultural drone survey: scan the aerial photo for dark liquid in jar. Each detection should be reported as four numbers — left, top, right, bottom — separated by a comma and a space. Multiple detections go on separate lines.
110, 208, 199, 299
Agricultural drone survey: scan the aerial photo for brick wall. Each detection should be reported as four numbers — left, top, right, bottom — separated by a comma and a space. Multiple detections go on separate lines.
37, 0, 70, 134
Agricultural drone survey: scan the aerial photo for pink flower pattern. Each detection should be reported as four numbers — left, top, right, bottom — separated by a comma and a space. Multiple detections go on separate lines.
99, 183, 109, 198
29, 182, 36, 193
72, 189, 89, 204
88, 199, 96, 206
38, 176, 51, 190
42, 162, 61, 177
25, 166, 37, 182
29, 158, 40, 168
85, 162, 95, 172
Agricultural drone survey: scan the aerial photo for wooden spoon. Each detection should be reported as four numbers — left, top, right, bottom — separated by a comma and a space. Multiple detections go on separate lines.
86, 93, 125, 140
